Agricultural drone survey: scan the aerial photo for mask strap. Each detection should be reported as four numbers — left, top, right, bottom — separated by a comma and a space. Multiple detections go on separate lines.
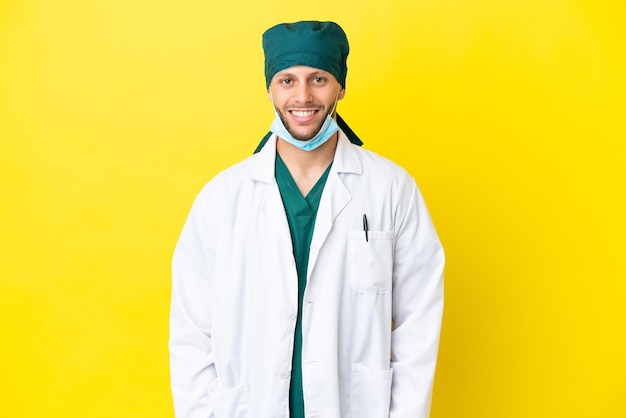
328, 88, 341, 118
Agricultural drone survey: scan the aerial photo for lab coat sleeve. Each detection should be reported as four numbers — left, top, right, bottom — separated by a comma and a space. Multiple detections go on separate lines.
390, 180, 445, 418
170, 190, 217, 418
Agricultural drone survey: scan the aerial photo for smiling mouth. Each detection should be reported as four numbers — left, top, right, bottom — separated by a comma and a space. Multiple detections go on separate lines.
289, 110, 318, 117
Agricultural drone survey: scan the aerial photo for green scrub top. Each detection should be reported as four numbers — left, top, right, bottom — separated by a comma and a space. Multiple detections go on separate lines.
275, 153, 332, 418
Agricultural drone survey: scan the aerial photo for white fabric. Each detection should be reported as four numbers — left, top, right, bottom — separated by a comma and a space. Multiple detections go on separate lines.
170, 131, 445, 418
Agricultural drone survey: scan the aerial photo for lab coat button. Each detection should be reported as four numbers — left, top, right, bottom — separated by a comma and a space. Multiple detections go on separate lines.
287, 311, 297, 321
279, 369, 290, 379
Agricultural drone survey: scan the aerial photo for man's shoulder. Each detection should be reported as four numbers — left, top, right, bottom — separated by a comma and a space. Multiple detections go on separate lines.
351, 143, 414, 181
197, 153, 262, 196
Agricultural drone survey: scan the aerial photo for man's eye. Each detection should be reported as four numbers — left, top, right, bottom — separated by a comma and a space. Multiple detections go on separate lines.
281, 79, 292, 85
313, 77, 325, 83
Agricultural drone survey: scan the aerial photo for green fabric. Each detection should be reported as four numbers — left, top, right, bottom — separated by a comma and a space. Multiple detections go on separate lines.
262, 21, 349, 89
275, 153, 332, 418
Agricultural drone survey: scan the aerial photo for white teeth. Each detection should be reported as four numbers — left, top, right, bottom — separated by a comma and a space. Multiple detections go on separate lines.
291, 110, 316, 117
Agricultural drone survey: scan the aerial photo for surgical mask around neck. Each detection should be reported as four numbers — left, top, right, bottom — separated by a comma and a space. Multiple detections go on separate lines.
269, 91, 340, 152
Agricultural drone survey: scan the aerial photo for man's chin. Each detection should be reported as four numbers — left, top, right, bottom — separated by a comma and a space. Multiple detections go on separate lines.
287, 129, 317, 142
287, 126, 322, 142
281, 114, 325, 141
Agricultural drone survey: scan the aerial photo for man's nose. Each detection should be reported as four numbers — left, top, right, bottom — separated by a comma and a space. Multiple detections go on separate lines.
294, 83, 313, 103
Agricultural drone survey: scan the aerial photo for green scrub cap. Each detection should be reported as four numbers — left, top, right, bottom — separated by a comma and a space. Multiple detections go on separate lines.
263, 21, 349, 89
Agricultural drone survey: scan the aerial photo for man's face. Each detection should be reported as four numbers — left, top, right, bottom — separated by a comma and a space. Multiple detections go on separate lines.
269, 66, 345, 141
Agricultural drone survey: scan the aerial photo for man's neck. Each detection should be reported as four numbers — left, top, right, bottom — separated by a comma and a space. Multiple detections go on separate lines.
276, 133, 338, 197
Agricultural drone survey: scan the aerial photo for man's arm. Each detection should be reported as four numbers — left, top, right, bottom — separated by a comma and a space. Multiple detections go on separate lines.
170, 192, 217, 418
390, 180, 445, 418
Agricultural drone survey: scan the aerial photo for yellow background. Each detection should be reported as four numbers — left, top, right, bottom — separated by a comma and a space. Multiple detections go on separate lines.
1, 0, 624, 417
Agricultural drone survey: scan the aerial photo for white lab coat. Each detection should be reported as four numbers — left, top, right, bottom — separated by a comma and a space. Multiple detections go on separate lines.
170, 131, 445, 418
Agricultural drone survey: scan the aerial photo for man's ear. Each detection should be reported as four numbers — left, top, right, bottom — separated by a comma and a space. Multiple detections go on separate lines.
338, 88, 346, 100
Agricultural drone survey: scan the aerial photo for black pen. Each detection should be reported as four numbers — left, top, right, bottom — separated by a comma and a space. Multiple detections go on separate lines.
362, 214, 369, 242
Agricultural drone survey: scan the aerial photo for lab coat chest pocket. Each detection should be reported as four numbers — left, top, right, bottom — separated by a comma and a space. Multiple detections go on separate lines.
347, 230, 394, 294
207, 380, 249, 418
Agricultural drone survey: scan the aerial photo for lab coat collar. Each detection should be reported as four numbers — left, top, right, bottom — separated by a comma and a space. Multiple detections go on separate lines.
249, 130, 363, 183
249, 133, 279, 183
333, 130, 363, 176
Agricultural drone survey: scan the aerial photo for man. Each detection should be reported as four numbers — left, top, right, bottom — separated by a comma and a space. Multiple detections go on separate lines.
170, 20, 444, 418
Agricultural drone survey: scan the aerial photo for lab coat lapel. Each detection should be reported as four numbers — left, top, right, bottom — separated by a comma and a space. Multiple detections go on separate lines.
262, 184, 293, 247
250, 134, 293, 248
307, 132, 362, 279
